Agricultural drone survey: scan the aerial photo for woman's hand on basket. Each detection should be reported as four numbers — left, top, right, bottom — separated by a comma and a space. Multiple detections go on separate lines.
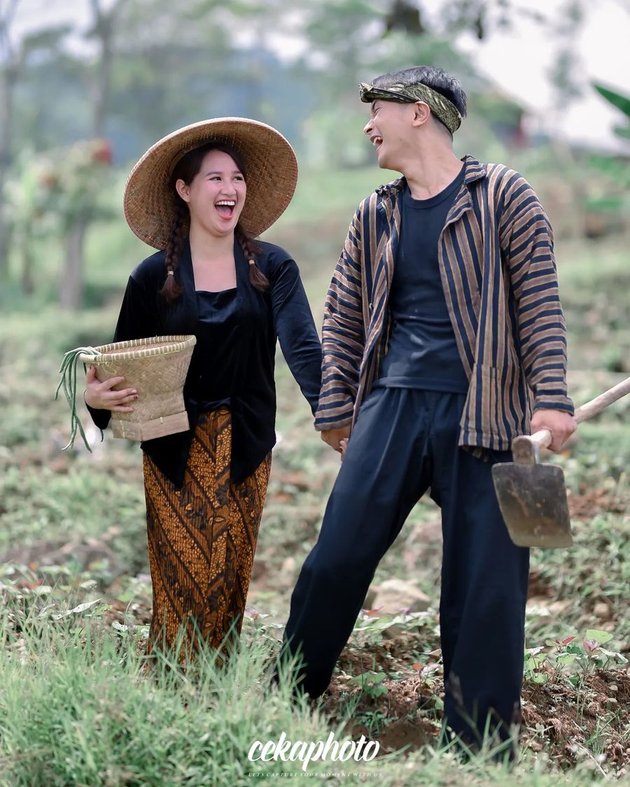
84, 365, 138, 412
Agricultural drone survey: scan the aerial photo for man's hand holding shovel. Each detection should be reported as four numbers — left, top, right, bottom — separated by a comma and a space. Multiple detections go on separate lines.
530, 408, 577, 453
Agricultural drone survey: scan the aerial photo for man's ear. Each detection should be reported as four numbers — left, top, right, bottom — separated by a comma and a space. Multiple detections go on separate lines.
412, 101, 431, 127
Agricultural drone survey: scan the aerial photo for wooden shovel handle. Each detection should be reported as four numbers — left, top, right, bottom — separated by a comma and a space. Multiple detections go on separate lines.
574, 375, 630, 423
514, 376, 630, 463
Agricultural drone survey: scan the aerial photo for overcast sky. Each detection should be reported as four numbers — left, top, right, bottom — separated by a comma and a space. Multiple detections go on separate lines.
457, 0, 630, 151
9, 0, 630, 151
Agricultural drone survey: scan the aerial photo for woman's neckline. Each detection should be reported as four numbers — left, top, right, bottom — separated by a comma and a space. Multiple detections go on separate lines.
196, 286, 237, 294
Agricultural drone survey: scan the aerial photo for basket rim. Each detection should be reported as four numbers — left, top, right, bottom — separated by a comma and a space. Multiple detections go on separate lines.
78, 335, 197, 364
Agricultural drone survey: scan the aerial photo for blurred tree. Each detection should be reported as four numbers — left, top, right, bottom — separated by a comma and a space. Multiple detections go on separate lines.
107, 0, 238, 151
207, 0, 289, 119
293, 0, 479, 166
4, 147, 55, 294
0, 1, 72, 280
546, 0, 587, 238
5, 139, 114, 303
548, 0, 585, 114
48, 138, 114, 310
385, 0, 426, 34
47, 0, 130, 312
105, 0, 315, 157
0, 0, 19, 279
86, 0, 130, 137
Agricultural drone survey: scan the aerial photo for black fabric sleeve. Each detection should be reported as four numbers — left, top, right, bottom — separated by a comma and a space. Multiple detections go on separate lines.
111, 275, 159, 343
270, 257, 322, 415
86, 274, 158, 430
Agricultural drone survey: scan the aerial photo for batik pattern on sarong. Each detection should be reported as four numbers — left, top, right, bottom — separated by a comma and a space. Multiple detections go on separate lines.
143, 408, 271, 657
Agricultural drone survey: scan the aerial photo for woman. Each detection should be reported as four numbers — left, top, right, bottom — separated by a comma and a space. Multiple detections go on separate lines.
85, 118, 321, 659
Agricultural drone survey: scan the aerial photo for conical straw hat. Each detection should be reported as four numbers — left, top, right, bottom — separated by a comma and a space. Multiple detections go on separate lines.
123, 117, 298, 248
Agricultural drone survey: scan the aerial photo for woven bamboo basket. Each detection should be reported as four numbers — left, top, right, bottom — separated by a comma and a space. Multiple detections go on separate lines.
79, 335, 197, 441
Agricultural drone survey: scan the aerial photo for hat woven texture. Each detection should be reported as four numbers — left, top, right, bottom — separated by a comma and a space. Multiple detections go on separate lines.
80, 335, 197, 441
124, 117, 298, 249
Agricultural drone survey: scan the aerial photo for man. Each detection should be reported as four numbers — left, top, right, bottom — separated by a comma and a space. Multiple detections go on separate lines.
282, 66, 576, 753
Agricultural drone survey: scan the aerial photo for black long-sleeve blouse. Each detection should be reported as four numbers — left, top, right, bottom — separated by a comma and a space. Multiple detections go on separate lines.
89, 239, 322, 487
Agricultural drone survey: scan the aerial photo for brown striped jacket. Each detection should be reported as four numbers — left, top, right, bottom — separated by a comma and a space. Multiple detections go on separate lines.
314, 156, 574, 451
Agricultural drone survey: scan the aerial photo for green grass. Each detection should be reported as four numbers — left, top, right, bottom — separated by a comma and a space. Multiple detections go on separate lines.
1, 596, 622, 786
0, 603, 342, 786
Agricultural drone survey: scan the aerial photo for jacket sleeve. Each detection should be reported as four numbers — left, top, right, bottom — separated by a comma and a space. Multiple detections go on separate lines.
86, 273, 159, 430
499, 172, 574, 414
270, 256, 322, 415
314, 205, 366, 431
111, 272, 161, 343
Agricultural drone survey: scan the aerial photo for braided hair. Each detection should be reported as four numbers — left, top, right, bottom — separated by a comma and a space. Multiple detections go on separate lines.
160, 200, 187, 301
237, 225, 269, 292
159, 142, 269, 303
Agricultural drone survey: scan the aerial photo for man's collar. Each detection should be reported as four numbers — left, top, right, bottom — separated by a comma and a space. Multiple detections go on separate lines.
375, 155, 486, 198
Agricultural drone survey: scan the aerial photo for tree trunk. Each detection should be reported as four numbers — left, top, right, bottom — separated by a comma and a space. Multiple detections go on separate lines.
91, 8, 113, 137
90, 0, 127, 137
20, 221, 35, 294
0, 169, 10, 280
0, 61, 15, 280
59, 219, 87, 310
0, 0, 19, 281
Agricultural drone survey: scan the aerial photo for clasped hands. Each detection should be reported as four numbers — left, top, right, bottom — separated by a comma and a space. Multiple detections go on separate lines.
320, 425, 350, 456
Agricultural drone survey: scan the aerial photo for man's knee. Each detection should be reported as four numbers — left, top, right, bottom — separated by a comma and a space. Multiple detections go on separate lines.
299, 550, 368, 590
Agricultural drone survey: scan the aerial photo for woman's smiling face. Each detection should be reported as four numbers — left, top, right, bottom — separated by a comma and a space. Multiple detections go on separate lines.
176, 149, 247, 237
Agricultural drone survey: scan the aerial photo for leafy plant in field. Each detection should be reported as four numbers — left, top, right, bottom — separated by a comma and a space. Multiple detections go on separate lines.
355, 709, 388, 737
524, 629, 627, 686
349, 670, 389, 699
353, 610, 437, 643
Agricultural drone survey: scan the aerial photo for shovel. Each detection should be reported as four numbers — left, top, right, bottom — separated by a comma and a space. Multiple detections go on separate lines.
492, 376, 630, 548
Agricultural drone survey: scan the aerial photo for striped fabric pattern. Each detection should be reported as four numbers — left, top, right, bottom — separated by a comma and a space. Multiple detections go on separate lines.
314, 156, 573, 452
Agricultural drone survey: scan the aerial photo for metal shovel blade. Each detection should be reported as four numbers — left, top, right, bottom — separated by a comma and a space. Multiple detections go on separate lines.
491, 462, 573, 548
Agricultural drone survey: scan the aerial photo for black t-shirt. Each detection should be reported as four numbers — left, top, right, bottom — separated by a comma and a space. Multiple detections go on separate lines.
188, 287, 238, 410
377, 166, 469, 393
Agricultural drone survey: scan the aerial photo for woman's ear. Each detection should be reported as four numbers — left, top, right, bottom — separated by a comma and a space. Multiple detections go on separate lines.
175, 178, 190, 202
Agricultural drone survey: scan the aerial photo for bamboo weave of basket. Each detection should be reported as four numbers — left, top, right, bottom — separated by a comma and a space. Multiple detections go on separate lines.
56, 335, 197, 449
80, 335, 197, 441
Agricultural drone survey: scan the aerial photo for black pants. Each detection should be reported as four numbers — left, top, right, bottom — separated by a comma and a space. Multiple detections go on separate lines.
283, 387, 530, 744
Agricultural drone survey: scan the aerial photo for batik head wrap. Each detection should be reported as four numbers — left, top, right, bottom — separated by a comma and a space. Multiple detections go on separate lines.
359, 81, 462, 134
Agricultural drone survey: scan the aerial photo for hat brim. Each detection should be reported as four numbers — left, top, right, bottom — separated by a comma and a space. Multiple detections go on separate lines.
123, 117, 298, 249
